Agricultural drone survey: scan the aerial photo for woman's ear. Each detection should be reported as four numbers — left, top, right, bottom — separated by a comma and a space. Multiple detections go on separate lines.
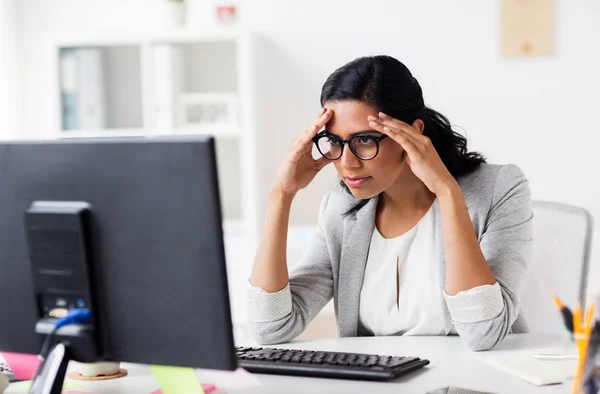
412, 119, 425, 135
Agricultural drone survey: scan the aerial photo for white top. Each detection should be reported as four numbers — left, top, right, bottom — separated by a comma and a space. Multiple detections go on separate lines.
359, 204, 503, 336
359, 204, 446, 336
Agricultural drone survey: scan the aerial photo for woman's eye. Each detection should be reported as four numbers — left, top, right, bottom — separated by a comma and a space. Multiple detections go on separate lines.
358, 136, 374, 145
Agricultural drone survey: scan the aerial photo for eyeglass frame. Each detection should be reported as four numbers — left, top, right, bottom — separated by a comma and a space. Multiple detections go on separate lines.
312, 131, 389, 161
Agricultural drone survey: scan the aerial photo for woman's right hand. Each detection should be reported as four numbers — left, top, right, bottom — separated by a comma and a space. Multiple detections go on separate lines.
270, 108, 334, 197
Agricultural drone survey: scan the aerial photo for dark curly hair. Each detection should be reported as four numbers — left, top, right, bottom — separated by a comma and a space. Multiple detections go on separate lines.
320, 55, 486, 215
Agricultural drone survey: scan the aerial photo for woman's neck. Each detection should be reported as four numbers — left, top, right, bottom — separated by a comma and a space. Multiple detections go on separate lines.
378, 169, 436, 217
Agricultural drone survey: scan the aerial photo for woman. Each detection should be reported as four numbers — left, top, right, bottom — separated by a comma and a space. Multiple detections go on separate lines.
247, 55, 533, 351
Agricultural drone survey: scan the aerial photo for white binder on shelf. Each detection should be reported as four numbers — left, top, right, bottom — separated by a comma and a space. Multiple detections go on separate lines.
59, 49, 78, 130
152, 44, 184, 133
60, 48, 107, 131
75, 48, 106, 130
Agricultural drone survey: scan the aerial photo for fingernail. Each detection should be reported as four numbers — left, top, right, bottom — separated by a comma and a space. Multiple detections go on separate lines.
383, 126, 390, 132
367, 115, 376, 121
369, 121, 377, 127
379, 112, 387, 118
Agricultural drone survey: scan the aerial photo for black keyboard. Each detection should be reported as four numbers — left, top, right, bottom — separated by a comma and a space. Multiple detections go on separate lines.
235, 345, 430, 381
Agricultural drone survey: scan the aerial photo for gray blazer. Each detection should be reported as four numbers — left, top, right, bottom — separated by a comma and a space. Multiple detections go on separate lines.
248, 164, 533, 351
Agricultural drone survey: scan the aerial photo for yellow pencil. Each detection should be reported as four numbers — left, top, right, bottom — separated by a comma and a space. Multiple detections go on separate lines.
572, 304, 595, 394
554, 295, 575, 333
585, 305, 595, 333
574, 305, 581, 334
572, 305, 584, 394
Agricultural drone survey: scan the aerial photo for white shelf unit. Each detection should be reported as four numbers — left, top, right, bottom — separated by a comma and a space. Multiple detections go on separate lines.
41, 28, 261, 250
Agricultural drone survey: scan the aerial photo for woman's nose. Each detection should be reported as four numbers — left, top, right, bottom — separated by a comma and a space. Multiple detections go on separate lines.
340, 144, 361, 168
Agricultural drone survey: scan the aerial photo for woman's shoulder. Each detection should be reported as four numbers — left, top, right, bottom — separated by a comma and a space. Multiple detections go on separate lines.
458, 163, 530, 208
314, 187, 374, 230
459, 162, 526, 184
318, 188, 359, 218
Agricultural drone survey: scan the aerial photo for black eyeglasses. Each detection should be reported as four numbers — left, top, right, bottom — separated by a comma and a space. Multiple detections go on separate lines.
312, 132, 389, 161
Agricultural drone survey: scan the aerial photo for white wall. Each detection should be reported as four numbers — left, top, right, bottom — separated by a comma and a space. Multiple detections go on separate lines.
10, 0, 600, 292
0, 0, 20, 139
240, 0, 600, 295
239, 0, 600, 225
13, 0, 600, 220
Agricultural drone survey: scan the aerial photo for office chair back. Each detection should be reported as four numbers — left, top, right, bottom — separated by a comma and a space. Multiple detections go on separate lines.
520, 201, 594, 334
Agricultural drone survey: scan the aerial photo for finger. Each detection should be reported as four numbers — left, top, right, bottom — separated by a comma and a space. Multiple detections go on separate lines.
315, 107, 327, 120
382, 123, 425, 149
302, 124, 320, 142
369, 116, 425, 149
368, 119, 423, 148
296, 128, 322, 158
378, 112, 429, 143
316, 156, 333, 170
377, 112, 408, 128
368, 120, 421, 157
302, 109, 333, 141
305, 108, 333, 138
371, 113, 420, 138
314, 108, 333, 130
289, 139, 314, 163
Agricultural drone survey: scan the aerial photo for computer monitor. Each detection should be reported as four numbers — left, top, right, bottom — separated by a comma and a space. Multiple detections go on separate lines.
0, 137, 237, 389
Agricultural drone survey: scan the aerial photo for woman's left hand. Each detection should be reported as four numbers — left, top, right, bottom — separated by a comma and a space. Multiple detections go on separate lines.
368, 112, 458, 197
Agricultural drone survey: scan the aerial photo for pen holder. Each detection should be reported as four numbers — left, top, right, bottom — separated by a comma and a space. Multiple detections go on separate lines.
574, 334, 600, 394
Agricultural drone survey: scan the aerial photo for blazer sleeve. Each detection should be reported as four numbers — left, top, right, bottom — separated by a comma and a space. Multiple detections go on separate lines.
445, 164, 533, 351
246, 193, 334, 345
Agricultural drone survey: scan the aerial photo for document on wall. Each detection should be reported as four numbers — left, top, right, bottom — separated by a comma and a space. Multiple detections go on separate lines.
501, 0, 555, 57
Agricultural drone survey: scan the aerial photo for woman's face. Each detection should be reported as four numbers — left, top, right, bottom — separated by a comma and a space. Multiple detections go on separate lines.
323, 100, 407, 200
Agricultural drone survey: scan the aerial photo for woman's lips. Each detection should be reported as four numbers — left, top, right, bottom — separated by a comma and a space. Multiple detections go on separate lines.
345, 176, 371, 188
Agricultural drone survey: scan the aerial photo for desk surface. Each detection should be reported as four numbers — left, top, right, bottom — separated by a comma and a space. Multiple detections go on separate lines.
5, 334, 574, 394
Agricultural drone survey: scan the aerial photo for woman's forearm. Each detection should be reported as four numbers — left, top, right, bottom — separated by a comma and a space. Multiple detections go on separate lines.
439, 182, 496, 295
249, 190, 295, 293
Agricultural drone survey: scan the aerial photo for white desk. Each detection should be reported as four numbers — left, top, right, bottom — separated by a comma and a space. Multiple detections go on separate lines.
5, 334, 574, 394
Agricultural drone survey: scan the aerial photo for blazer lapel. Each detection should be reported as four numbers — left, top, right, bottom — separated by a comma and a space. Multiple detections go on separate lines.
432, 199, 453, 334
337, 196, 378, 337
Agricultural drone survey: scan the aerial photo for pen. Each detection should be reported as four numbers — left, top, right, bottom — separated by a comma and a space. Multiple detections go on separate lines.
572, 304, 595, 394
532, 354, 579, 361
554, 296, 574, 333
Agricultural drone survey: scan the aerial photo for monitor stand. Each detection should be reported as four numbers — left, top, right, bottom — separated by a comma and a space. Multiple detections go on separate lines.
29, 343, 71, 394
25, 201, 103, 394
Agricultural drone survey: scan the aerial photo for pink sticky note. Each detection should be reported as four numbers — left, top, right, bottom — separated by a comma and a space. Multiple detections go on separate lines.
150, 384, 216, 394
0, 352, 41, 380
62, 392, 97, 394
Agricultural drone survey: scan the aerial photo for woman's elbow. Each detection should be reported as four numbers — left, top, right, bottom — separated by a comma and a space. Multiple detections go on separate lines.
251, 331, 286, 346
456, 320, 511, 351
464, 334, 504, 352
247, 317, 303, 346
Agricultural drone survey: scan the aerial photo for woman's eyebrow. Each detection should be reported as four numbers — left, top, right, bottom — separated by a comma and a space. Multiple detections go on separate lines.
350, 130, 380, 137
324, 129, 380, 138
